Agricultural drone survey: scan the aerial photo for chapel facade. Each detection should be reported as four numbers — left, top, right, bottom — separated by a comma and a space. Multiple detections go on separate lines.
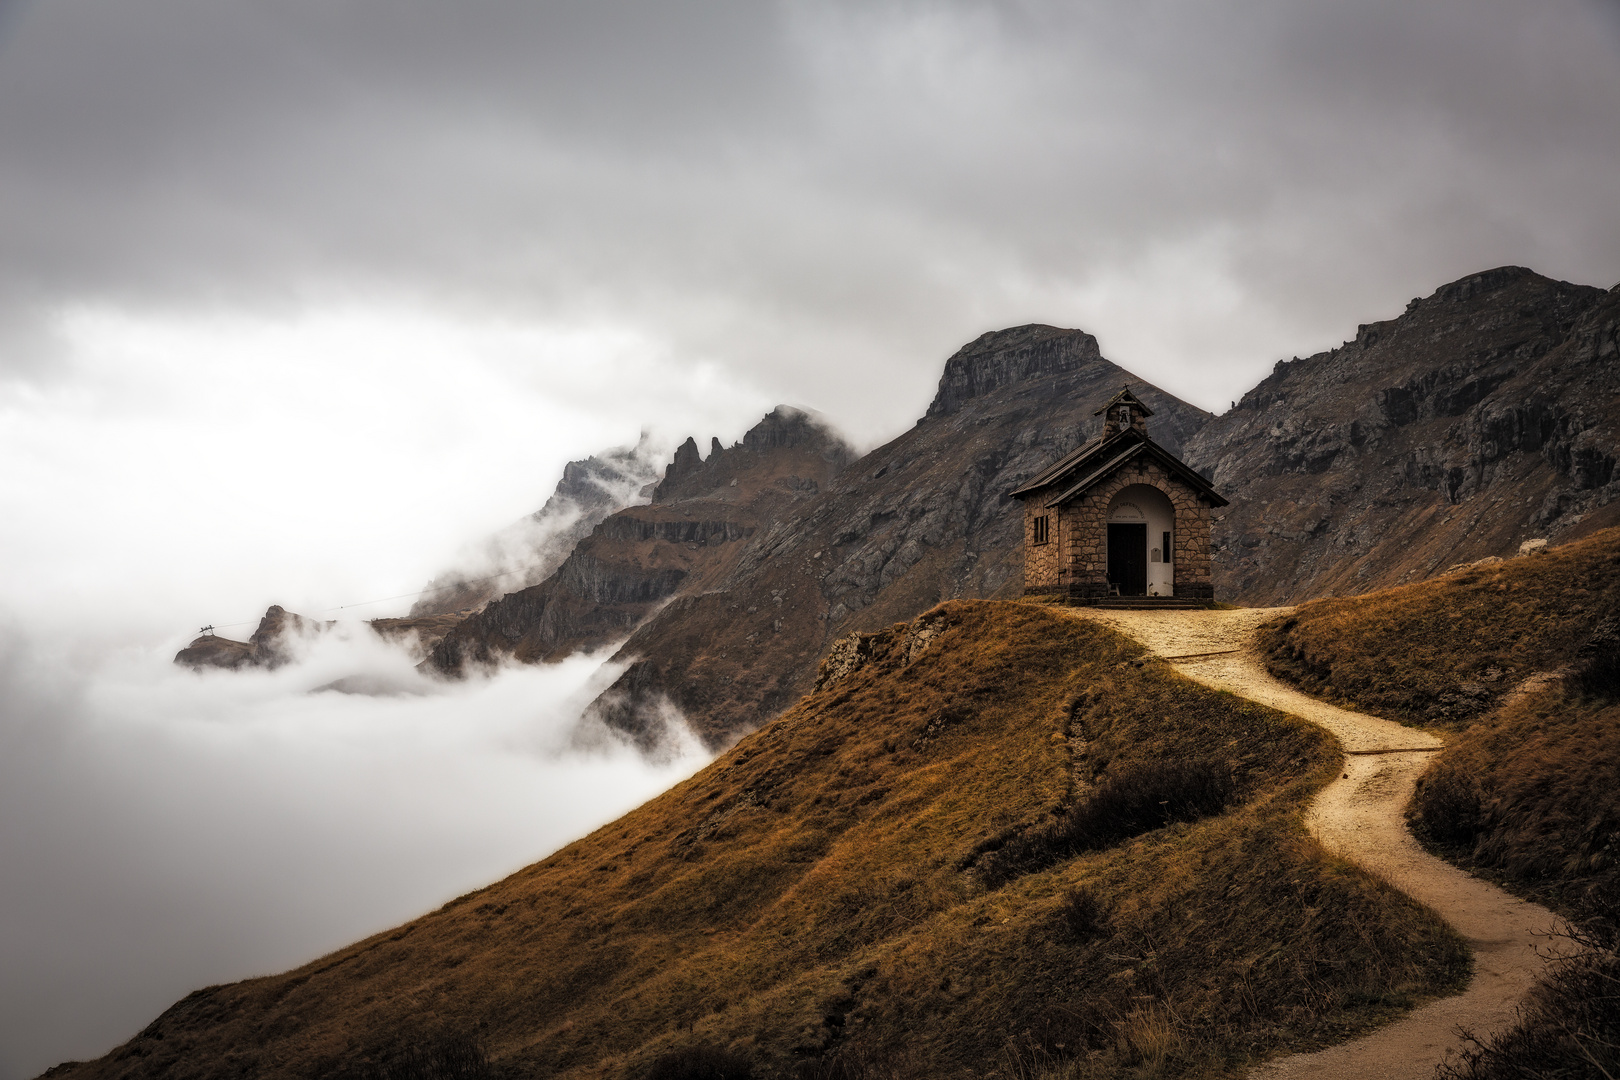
1009, 387, 1227, 602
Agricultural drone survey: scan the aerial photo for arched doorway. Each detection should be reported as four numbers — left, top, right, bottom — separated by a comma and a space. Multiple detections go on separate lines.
1106, 485, 1176, 596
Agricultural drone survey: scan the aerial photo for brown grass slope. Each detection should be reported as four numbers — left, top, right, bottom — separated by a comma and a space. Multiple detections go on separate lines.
60, 603, 1467, 1080
1257, 528, 1620, 1078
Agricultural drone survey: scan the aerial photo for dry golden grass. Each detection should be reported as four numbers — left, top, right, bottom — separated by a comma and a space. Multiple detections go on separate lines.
1257, 527, 1620, 726
66, 602, 1467, 1080
1258, 526, 1620, 919
1258, 527, 1620, 1080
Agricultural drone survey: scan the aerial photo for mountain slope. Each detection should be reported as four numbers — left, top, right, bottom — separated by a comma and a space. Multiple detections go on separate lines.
409, 437, 665, 618
424, 407, 855, 673
1257, 524, 1620, 914
1186, 267, 1620, 604
586, 326, 1212, 748
53, 601, 1466, 1080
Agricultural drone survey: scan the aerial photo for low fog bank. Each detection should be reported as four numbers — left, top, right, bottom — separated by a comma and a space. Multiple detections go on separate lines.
0, 621, 709, 1080
409, 434, 668, 618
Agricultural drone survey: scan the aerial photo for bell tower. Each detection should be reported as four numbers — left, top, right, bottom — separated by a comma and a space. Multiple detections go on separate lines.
1096, 386, 1153, 439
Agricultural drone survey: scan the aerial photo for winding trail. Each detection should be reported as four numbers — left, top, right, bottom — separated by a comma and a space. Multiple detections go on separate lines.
1073, 607, 1561, 1080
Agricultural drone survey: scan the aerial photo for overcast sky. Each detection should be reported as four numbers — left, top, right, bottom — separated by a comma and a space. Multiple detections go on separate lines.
2, 1, 1619, 1075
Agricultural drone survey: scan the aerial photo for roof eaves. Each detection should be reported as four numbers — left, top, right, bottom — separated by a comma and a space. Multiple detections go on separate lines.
1043, 438, 1231, 508
1007, 437, 1104, 498
1045, 444, 1145, 507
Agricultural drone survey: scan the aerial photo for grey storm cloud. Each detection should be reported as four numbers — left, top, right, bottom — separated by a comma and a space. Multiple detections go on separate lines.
1, 5, 1620, 1074
1, 0, 1617, 433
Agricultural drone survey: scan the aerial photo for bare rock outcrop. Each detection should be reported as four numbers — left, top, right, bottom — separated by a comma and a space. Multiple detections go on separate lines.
1184, 267, 1620, 604
423, 407, 856, 676
174, 605, 330, 671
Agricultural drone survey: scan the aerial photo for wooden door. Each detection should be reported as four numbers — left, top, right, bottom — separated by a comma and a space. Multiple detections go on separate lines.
1107, 523, 1148, 596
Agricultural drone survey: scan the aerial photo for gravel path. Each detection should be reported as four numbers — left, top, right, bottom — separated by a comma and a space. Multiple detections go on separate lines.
1073, 607, 1561, 1080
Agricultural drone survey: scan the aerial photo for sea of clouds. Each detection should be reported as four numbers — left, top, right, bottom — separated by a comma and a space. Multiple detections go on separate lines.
0, 313, 743, 1080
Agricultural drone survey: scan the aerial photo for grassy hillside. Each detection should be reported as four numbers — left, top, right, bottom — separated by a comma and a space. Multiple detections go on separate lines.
1257, 529, 1620, 1079
1257, 526, 1620, 914
1257, 527, 1620, 727
61, 602, 1466, 1080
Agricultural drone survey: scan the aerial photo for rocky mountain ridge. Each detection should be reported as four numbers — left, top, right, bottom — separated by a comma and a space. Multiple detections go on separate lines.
423, 406, 856, 673
176, 267, 1620, 757
582, 328, 1211, 747
408, 437, 665, 618
1185, 266, 1620, 603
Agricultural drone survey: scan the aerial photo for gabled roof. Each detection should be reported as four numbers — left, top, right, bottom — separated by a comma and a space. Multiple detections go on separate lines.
1007, 429, 1228, 508
1008, 436, 1103, 497
1094, 386, 1154, 418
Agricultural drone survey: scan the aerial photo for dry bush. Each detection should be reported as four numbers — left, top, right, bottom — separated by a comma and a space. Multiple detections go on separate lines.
980, 757, 1238, 886
793, 1045, 915, 1080
1409, 761, 1486, 848
1437, 915, 1620, 1080
1573, 616, 1620, 700
1058, 886, 1106, 941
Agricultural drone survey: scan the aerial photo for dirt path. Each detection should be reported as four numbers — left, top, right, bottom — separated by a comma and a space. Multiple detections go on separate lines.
1074, 607, 1560, 1080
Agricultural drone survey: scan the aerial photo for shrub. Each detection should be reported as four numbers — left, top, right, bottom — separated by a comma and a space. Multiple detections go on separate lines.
1057, 886, 1106, 940
793, 1045, 912, 1080
647, 1044, 757, 1080
1410, 762, 1486, 848
1437, 915, 1620, 1080
1573, 617, 1620, 699
982, 757, 1237, 885
335, 1030, 495, 1080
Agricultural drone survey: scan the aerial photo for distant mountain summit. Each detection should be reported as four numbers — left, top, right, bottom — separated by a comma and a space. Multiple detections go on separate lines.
423, 406, 857, 681
409, 436, 665, 618
1185, 266, 1620, 603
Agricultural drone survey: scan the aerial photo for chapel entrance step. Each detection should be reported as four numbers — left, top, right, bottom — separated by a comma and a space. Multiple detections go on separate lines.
1088, 597, 1206, 609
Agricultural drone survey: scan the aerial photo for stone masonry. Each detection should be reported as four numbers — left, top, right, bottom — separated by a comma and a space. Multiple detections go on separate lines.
1012, 387, 1226, 602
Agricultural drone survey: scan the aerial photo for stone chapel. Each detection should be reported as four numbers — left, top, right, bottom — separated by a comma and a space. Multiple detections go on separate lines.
1009, 387, 1227, 602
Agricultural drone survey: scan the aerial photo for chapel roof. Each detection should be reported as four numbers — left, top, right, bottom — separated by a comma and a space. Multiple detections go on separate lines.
1007, 426, 1228, 508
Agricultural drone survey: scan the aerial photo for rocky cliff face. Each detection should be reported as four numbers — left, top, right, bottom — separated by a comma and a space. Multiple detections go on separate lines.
423, 407, 856, 674
174, 605, 333, 671
408, 437, 664, 618
1184, 267, 1620, 604
586, 327, 1211, 748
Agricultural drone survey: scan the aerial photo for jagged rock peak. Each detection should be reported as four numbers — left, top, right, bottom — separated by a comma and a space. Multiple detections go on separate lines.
653, 406, 854, 500
661, 436, 705, 488
1430, 265, 1546, 305
926, 324, 1104, 418
739, 405, 841, 453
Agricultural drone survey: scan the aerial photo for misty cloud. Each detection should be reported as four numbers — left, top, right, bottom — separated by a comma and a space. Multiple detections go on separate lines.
1, 2, 1618, 1075
1, 1, 1616, 439
0, 621, 708, 1079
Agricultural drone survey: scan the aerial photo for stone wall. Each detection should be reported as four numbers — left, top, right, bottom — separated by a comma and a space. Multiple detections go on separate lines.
1021, 457, 1216, 600
1023, 503, 1064, 593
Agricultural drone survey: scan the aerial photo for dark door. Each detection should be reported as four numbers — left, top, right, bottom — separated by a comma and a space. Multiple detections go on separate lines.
1107, 523, 1148, 596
